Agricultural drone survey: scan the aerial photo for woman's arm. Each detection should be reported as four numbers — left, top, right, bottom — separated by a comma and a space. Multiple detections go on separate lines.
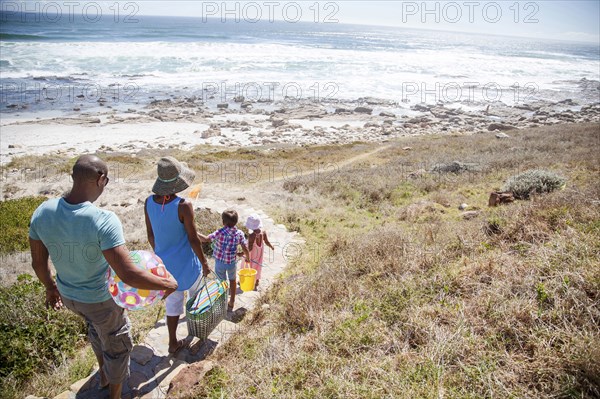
144, 198, 155, 250
180, 201, 210, 276
197, 232, 212, 243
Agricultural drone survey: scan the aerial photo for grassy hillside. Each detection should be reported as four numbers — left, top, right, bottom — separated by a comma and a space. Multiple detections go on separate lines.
1, 122, 597, 398
189, 123, 599, 398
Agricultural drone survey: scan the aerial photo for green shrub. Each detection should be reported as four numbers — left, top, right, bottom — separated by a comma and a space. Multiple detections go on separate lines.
0, 196, 47, 254
502, 169, 566, 199
0, 275, 86, 395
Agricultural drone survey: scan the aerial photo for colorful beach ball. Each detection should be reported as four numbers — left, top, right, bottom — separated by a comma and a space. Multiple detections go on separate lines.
107, 250, 169, 311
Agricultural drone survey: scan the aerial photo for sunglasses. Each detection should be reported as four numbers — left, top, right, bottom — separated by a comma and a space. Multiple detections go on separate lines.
98, 171, 110, 185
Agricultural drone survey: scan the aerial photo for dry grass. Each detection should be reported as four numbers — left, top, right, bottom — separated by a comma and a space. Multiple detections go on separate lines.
10, 348, 97, 399
1, 122, 598, 398
187, 122, 599, 398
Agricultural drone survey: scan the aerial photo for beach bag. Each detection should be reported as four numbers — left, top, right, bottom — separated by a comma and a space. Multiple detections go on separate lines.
185, 273, 228, 340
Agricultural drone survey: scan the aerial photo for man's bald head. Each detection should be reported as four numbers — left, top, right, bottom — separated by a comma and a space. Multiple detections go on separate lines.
72, 155, 108, 183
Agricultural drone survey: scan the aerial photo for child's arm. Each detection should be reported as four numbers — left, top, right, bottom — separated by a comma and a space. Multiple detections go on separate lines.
179, 201, 210, 276
143, 199, 155, 250
239, 235, 251, 261
263, 231, 275, 250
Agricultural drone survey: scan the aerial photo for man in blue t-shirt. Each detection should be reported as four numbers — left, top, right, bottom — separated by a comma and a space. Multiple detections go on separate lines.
29, 155, 178, 399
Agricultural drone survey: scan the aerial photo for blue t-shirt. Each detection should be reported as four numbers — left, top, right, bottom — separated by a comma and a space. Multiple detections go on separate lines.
29, 198, 125, 303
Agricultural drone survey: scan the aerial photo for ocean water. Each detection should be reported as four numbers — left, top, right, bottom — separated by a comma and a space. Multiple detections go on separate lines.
1, 12, 599, 112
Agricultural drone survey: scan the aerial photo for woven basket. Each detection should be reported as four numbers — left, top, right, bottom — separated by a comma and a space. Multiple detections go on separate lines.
185, 277, 228, 340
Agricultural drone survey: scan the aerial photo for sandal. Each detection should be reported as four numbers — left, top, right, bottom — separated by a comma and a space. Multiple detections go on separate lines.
168, 339, 186, 355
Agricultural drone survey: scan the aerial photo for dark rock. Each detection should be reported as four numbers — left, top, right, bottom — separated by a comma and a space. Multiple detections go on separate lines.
201, 129, 220, 139
359, 96, 387, 105
557, 98, 577, 105
217, 103, 228, 109
514, 104, 535, 111
334, 108, 351, 114
408, 169, 426, 179
354, 106, 373, 114
488, 191, 515, 206
408, 116, 431, 124
462, 211, 479, 220
168, 361, 214, 397
271, 118, 286, 127
488, 123, 515, 131
412, 104, 431, 112
431, 161, 480, 174
379, 111, 396, 117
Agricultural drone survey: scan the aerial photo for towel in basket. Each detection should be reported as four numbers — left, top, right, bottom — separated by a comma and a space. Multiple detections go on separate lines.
186, 274, 228, 340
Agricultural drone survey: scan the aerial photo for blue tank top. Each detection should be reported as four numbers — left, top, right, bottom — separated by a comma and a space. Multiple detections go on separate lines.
146, 196, 200, 291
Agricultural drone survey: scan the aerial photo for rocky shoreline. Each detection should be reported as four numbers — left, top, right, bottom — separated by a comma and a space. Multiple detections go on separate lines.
2, 79, 599, 162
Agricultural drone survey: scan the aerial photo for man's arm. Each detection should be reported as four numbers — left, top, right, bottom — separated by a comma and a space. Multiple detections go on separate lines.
29, 238, 62, 310
103, 245, 178, 296
180, 201, 210, 276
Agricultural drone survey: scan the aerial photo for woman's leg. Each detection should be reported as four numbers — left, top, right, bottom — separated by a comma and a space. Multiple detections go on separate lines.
165, 291, 185, 353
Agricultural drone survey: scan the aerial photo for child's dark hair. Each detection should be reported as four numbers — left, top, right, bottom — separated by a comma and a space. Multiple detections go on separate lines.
222, 209, 238, 227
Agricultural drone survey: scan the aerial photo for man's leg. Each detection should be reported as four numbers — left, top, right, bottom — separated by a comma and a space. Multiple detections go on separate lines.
109, 383, 122, 399
63, 298, 131, 397
87, 322, 109, 388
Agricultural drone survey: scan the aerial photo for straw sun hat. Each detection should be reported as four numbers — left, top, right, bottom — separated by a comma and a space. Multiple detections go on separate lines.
152, 157, 196, 195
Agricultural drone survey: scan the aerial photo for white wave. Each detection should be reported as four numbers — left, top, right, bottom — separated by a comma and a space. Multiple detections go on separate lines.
1, 40, 598, 104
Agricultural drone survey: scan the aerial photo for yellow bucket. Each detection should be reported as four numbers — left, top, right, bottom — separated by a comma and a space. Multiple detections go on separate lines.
238, 265, 257, 292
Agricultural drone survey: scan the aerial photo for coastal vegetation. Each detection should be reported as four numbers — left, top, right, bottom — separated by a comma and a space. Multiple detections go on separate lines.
0, 122, 598, 398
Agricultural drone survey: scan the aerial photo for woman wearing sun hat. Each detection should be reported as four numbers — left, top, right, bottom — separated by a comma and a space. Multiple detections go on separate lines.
144, 156, 210, 354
